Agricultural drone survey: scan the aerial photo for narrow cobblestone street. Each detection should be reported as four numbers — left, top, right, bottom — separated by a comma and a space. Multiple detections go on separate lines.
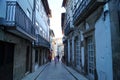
22, 61, 88, 80
36, 61, 76, 80
0, 0, 119, 80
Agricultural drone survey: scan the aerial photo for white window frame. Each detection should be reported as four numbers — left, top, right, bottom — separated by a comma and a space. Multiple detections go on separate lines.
87, 36, 95, 79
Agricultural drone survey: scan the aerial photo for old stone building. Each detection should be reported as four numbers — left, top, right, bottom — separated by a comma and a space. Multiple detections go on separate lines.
0, 0, 51, 80
109, 0, 120, 80
49, 29, 55, 60
33, 0, 51, 71
0, 0, 35, 80
62, 0, 120, 80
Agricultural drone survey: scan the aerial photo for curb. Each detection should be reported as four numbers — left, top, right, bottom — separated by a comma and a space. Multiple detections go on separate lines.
62, 64, 78, 80
22, 63, 50, 80
34, 63, 50, 80
62, 63, 88, 80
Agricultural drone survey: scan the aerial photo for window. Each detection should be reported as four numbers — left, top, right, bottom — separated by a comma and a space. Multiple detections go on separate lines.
35, 21, 39, 26
36, 3, 39, 12
87, 36, 95, 76
40, 27, 42, 35
85, 23, 90, 30
75, 36, 81, 67
26, 9, 31, 18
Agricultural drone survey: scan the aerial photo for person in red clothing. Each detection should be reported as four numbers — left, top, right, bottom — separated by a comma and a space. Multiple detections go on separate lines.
48, 55, 52, 62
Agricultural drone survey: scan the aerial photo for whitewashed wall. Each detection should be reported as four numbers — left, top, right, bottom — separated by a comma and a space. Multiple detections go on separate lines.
95, 5, 113, 80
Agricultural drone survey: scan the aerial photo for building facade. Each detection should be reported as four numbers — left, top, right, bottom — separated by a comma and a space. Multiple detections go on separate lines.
50, 29, 55, 60
54, 38, 63, 56
61, 13, 68, 64
33, 0, 51, 71
62, 0, 120, 80
0, 0, 51, 80
56, 38, 64, 61
57, 44, 64, 61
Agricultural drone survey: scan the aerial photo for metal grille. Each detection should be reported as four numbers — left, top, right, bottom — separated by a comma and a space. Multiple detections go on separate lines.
87, 36, 95, 77
6, 1, 35, 37
75, 37, 80, 67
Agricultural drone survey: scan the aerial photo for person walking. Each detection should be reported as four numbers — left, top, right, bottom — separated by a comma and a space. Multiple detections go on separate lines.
57, 55, 60, 62
48, 55, 52, 62
54, 56, 58, 66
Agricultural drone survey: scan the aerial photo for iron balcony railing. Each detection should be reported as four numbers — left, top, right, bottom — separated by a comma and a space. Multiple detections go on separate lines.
35, 34, 50, 48
73, 0, 107, 26
64, 21, 74, 35
5, 1, 36, 40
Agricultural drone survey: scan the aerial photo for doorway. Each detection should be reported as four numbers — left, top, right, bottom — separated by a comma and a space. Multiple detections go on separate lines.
26, 46, 30, 73
0, 41, 14, 80
35, 49, 39, 71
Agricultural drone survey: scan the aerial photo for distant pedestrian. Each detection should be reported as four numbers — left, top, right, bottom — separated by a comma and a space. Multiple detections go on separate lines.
57, 55, 59, 62
48, 55, 52, 62
54, 56, 58, 66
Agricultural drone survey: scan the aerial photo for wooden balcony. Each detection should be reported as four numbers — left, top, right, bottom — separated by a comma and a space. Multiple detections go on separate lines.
73, 0, 107, 26
4, 1, 36, 40
35, 34, 50, 48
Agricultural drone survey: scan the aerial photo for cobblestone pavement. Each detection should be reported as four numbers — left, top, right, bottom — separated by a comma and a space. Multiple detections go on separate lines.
36, 61, 76, 80
22, 61, 88, 80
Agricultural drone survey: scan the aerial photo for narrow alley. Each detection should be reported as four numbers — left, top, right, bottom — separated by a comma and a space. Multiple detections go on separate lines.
0, 0, 120, 80
22, 61, 88, 80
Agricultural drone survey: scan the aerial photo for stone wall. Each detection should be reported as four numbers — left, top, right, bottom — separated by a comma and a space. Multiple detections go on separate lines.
109, 0, 120, 80
0, 28, 32, 80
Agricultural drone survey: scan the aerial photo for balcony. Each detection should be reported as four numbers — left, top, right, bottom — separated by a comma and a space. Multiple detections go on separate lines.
64, 21, 74, 36
35, 34, 50, 48
73, 0, 107, 26
3, 1, 36, 40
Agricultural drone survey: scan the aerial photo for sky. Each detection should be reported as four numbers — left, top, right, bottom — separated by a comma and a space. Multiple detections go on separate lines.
48, 0, 65, 38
